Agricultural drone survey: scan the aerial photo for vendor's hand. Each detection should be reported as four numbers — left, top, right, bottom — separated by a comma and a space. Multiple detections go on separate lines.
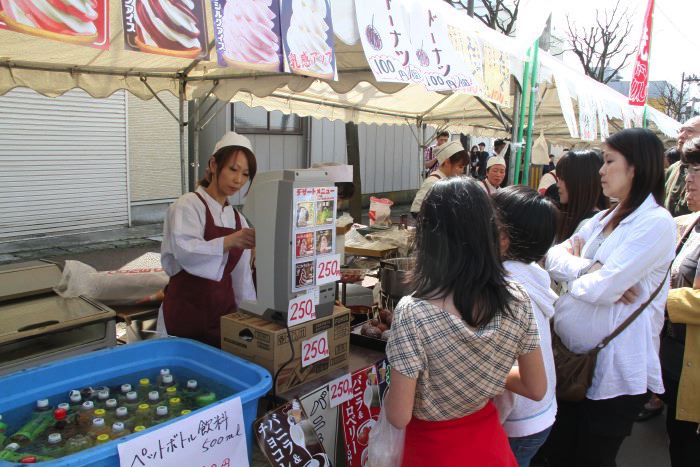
566, 236, 584, 257
617, 284, 639, 305
225, 228, 255, 251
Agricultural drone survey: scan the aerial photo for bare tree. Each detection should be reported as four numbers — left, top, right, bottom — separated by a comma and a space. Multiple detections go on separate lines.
659, 74, 699, 121
444, 0, 520, 36
564, 0, 636, 84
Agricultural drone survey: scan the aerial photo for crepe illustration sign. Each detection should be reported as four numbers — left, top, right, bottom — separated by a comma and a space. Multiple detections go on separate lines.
211, 0, 284, 71
122, 0, 209, 59
0, 0, 109, 49
446, 26, 486, 98
482, 44, 511, 107
255, 399, 331, 467
280, 0, 337, 80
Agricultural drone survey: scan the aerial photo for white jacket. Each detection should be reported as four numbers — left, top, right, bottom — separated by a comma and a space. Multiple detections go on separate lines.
497, 261, 558, 437
546, 194, 676, 400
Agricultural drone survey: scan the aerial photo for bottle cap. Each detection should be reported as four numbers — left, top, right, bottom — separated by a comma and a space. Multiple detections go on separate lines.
116, 407, 128, 417
53, 408, 67, 421
156, 406, 168, 417
134, 425, 146, 432
187, 379, 198, 390
162, 374, 173, 384
139, 378, 150, 386
5, 442, 20, 451
166, 387, 176, 395
57, 403, 70, 411
19, 456, 37, 463
92, 417, 105, 427
112, 422, 125, 432
94, 409, 106, 417
180, 410, 192, 416
82, 401, 95, 410
48, 433, 62, 444
96, 434, 110, 442
106, 399, 118, 409
169, 397, 181, 406
196, 392, 217, 407
121, 384, 132, 394
36, 399, 49, 409
148, 391, 160, 401
69, 390, 82, 402
98, 389, 110, 400
160, 368, 170, 376
138, 403, 150, 411
126, 391, 138, 401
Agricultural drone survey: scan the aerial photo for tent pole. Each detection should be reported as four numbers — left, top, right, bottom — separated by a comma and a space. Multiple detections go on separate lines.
522, 39, 540, 186
179, 76, 188, 195
192, 97, 200, 192
514, 48, 533, 184
509, 80, 522, 185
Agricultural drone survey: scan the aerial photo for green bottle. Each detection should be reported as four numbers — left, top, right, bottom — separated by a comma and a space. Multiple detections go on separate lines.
0, 443, 53, 462
195, 392, 217, 408
9, 399, 53, 446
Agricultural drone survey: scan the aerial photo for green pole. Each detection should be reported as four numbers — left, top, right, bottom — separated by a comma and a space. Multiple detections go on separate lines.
522, 38, 540, 186
514, 48, 532, 185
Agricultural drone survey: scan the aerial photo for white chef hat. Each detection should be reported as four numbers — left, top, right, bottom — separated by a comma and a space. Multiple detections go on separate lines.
214, 132, 254, 155
487, 156, 507, 170
434, 141, 465, 165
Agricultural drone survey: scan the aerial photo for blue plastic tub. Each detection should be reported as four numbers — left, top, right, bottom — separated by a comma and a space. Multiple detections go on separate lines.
0, 338, 272, 466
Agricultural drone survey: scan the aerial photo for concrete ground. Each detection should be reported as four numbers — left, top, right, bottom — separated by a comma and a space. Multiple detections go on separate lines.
0, 214, 673, 467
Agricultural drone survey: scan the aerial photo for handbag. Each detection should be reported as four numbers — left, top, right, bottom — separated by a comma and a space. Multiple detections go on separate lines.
552, 268, 670, 401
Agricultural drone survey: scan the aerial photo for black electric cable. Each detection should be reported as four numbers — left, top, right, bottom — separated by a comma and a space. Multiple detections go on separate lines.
270, 324, 295, 407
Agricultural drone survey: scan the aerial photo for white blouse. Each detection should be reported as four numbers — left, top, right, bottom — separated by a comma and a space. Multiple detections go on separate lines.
160, 186, 257, 305
546, 194, 676, 400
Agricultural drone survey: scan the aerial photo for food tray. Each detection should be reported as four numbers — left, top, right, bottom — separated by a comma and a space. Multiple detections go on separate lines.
350, 323, 387, 352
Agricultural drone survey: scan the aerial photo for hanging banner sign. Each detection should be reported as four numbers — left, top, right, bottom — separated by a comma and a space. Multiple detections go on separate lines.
629, 0, 655, 106
554, 73, 579, 139
0, 0, 109, 49
292, 186, 338, 293
255, 399, 331, 467
300, 384, 339, 462
280, 0, 337, 80
482, 45, 512, 107
354, 0, 420, 84
447, 26, 486, 98
597, 100, 610, 141
578, 92, 598, 142
122, 0, 209, 58
211, 0, 284, 71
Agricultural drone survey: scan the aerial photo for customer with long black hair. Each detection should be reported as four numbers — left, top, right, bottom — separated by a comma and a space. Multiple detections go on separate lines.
542, 128, 676, 467
383, 177, 546, 467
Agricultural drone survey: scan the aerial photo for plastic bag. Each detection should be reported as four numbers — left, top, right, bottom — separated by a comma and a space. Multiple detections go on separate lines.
55, 254, 168, 306
367, 406, 405, 467
531, 132, 550, 165
369, 197, 393, 228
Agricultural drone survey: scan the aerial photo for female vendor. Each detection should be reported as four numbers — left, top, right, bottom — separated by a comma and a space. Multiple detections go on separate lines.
158, 132, 258, 347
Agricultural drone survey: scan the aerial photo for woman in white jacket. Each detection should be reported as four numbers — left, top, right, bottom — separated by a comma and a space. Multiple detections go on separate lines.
493, 186, 559, 467
541, 128, 676, 467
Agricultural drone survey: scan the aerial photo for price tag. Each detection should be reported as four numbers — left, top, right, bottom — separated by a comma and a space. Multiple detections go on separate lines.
329, 373, 353, 408
301, 331, 330, 368
287, 293, 317, 327
315, 254, 341, 286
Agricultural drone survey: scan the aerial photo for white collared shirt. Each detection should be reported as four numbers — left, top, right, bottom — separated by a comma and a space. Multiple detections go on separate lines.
411, 169, 446, 213
546, 194, 676, 400
160, 186, 256, 306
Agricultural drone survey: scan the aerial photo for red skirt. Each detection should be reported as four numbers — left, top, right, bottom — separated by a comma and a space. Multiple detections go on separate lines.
402, 401, 517, 467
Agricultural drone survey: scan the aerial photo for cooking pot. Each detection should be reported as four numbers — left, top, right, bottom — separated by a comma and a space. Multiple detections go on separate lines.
379, 257, 415, 299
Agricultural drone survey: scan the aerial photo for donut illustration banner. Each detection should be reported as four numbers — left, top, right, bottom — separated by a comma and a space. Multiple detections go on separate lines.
121, 0, 209, 59
280, 0, 337, 80
0, 0, 109, 49
211, 0, 284, 71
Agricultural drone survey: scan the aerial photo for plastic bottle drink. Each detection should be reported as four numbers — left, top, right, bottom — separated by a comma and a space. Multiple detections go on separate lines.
118, 384, 132, 403
94, 434, 110, 445
110, 422, 130, 440
133, 425, 146, 433
195, 392, 217, 408
159, 373, 176, 390
76, 401, 96, 429
9, 399, 54, 446
63, 434, 93, 454
147, 390, 161, 406
123, 391, 140, 412
104, 399, 118, 421
0, 443, 53, 463
88, 418, 110, 439
168, 398, 183, 417
134, 404, 151, 429
183, 379, 201, 406
95, 388, 110, 407
115, 407, 134, 431
68, 390, 83, 412
153, 406, 169, 425
93, 409, 109, 427
49, 407, 78, 440
0, 443, 20, 460
0, 414, 7, 445
164, 386, 178, 402
39, 433, 65, 458
156, 368, 171, 386
137, 378, 152, 399
180, 410, 192, 417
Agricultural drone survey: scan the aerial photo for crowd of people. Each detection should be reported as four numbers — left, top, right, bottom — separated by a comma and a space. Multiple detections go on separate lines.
383, 117, 700, 467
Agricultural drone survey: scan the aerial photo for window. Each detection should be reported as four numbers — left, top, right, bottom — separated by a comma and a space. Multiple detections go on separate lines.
231, 103, 302, 134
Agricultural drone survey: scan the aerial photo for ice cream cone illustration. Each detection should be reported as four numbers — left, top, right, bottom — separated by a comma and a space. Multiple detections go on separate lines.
133, 0, 203, 58
0, 0, 99, 44
285, 0, 334, 79
221, 0, 281, 71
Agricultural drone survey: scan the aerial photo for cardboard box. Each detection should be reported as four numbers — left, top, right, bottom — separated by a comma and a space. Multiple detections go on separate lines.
221, 306, 351, 394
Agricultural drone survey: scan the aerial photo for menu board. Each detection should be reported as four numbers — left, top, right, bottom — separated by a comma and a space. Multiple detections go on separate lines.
292, 187, 338, 292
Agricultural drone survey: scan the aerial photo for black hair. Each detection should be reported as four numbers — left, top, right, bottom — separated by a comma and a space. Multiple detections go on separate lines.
198, 146, 257, 194
437, 131, 450, 139
478, 142, 486, 147
664, 148, 681, 165
493, 186, 559, 263
602, 128, 665, 229
494, 139, 505, 147
447, 150, 470, 166
410, 177, 515, 327
684, 138, 700, 165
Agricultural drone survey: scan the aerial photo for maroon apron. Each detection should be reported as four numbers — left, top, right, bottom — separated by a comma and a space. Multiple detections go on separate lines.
162, 192, 244, 347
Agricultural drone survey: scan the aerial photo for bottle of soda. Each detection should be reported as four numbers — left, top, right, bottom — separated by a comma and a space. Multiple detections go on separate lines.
9, 399, 54, 446
115, 407, 133, 431
63, 434, 93, 454
134, 404, 151, 429
93, 409, 108, 427
168, 398, 183, 417
95, 388, 110, 407
48, 407, 78, 440
195, 392, 217, 408
110, 422, 130, 440
118, 384, 132, 403
156, 369, 171, 386
180, 410, 192, 417
147, 390, 161, 406
76, 401, 96, 429
123, 391, 140, 412
104, 399, 118, 421
0, 443, 20, 460
39, 433, 65, 458
87, 418, 110, 439
94, 434, 110, 445
0, 414, 7, 446
68, 390, 82, 412
153, 406, 170, 425
183, 379, 201, 405
0, 443, 53, 463
159, 374, 176, 390
133, 425, 146, 434
137, 378, 152, 399
164, 386, 178, 402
